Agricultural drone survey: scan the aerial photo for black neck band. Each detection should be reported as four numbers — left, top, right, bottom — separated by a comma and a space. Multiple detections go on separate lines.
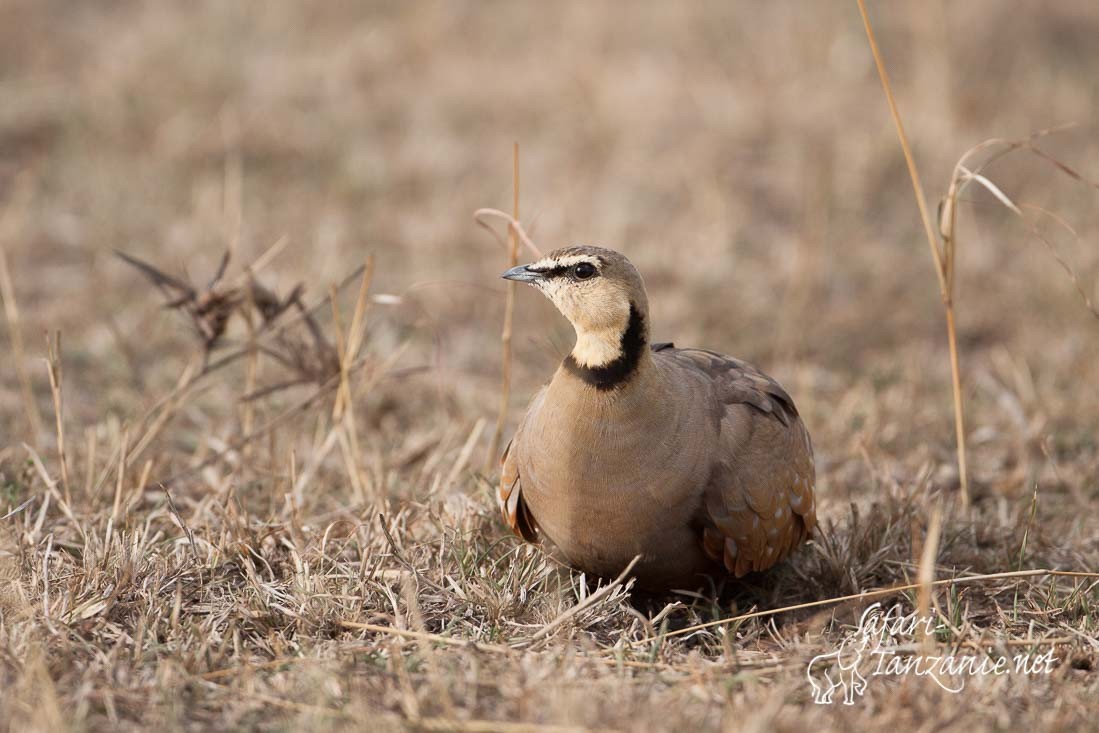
563, 303, 646, 391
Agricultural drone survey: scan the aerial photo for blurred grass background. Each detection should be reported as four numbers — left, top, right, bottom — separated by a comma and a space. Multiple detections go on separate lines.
3, 2, 1098, 451
1, 2, 1098, 730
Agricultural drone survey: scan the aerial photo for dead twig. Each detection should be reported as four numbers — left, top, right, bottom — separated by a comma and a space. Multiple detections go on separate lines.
941, 133, 1099, 324
474, 208, 543, 260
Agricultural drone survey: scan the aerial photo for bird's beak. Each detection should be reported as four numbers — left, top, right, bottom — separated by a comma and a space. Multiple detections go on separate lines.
501, 265, 543, 284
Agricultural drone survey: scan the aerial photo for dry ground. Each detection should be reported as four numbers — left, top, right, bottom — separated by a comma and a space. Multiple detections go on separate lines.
1, 2, 1098, 731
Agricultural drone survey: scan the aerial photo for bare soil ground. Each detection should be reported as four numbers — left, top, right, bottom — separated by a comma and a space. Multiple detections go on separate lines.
1, 2, 1098, 730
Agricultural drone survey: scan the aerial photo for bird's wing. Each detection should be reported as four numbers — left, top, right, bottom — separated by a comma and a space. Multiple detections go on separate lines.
498, 390, 544, 543
663, 348, 817, 577
669, 348, 798, 425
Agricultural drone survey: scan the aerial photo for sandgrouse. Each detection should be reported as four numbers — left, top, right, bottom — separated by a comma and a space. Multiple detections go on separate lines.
498, 246, 817, 590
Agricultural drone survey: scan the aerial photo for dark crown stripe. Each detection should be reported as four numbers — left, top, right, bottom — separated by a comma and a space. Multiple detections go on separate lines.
563, 303, 646, 391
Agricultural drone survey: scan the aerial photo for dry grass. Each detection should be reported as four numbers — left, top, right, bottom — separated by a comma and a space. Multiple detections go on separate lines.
2, 2, 1099, 731
857, 0, 971, 507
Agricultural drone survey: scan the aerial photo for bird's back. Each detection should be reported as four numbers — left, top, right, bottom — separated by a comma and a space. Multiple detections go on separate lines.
656, 347, 817, 578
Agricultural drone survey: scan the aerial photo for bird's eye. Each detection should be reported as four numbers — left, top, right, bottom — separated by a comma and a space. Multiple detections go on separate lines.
573, 262, 597, 280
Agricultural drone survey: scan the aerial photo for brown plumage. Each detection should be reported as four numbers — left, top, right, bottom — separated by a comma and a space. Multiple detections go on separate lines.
499, 245, 816, 590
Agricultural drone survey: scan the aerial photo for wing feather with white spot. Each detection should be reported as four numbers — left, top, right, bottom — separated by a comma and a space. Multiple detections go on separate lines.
664, 348, 817, 577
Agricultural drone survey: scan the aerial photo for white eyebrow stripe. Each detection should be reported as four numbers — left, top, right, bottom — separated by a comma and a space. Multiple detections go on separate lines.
528, 254, 601, 271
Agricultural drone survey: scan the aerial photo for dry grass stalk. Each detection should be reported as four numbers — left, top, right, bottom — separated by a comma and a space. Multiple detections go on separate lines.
640, 567, 1099, 643
941, 130, 1099, 323
240, 299, 260, 459
336, 621, 744, 675
340, 620, 515, 654
474, 208, 544, 260
329, 261, 377, 502
234, 242, 290, 460
527, 555, 640, 645
447, 418, 487, 490
44, 330, 71, 504
24, 444, 78, 529
857, 0, 970, 507
916, 502, 942, 651
487, 143, 522, 472
333, 256, 376, 420
0, 209, 43, 444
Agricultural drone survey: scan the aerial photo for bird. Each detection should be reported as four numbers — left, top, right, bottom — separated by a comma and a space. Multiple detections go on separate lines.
497, 245, 817, 590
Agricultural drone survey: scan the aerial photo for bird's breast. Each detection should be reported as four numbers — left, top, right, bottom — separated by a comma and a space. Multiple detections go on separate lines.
516, 373, 717, 580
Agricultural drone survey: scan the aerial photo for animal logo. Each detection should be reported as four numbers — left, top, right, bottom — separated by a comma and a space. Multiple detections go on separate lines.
806, 634, 873, 705
806, 602, 897, 704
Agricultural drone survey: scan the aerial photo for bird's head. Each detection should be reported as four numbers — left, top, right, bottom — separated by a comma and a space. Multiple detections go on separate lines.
502, 245, 649, 369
